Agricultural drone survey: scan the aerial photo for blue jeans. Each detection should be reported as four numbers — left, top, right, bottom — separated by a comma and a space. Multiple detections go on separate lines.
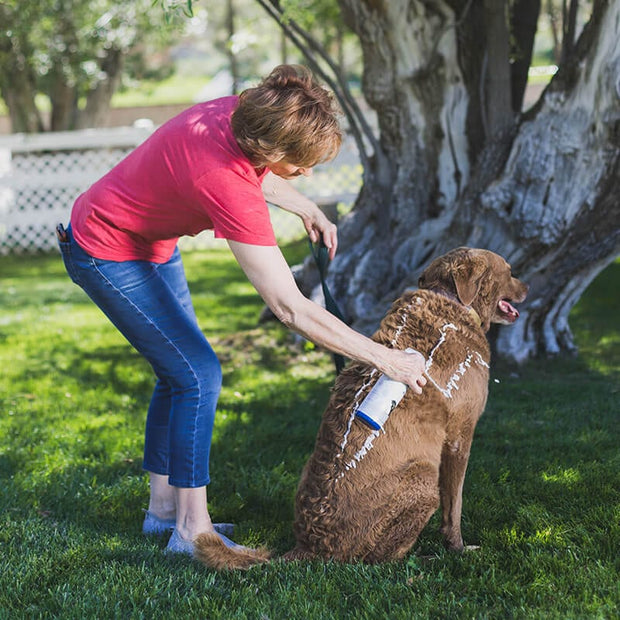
58, 225, 221, 487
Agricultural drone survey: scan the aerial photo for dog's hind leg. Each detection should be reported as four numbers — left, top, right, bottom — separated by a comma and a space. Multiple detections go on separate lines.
363, 462, 440, 563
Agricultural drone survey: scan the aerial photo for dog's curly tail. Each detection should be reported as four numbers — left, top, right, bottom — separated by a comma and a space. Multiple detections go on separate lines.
193, 533, 271, 570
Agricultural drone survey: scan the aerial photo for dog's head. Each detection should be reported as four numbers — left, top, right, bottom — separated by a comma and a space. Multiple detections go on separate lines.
418, 247, 528, 332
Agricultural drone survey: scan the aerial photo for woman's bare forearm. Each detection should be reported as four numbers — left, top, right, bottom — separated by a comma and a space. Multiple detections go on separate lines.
227, 240, 426, 392
262, 172, 315, 217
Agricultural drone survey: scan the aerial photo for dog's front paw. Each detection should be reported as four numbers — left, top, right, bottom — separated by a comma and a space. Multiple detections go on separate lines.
445, 541, 465, 553
440, 526, 464, 552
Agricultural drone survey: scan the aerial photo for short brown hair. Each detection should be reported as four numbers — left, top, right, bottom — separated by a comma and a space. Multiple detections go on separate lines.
231, 65, 342, 168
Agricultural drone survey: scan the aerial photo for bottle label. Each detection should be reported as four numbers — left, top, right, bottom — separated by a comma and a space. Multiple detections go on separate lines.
355, 375, 407, 430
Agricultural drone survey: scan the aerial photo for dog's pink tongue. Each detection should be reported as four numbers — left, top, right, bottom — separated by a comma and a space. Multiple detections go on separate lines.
499, 299, 519, 320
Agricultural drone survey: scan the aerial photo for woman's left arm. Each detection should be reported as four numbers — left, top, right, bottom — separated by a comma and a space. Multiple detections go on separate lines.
262, 172, 337, 259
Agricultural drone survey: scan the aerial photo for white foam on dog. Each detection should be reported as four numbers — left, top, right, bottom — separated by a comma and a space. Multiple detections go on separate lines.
335, 300, 417, 478
338, 370, 378, 455
392, 298, 417, 343
336, 376, 381, 480
339, 429, 381, 475
424, 323, 489, 399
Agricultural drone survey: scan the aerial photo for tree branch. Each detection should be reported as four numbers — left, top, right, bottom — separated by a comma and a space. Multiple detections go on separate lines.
560, 0, 579, 65
482, 0, 515, 136
254, 0, 380, 175
510, 0, 541, 113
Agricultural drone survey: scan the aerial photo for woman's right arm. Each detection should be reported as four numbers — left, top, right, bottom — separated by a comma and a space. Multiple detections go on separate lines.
262, 171, 338, 259
227, 240, 427, 393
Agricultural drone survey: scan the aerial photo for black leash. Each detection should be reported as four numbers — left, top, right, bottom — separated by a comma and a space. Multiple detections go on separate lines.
308, 238, 347, 375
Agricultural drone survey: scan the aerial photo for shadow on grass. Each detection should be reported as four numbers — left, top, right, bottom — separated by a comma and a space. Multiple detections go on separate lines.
4, 335, 332, 552
455, 353, 619, 560
67, 345, 156, 397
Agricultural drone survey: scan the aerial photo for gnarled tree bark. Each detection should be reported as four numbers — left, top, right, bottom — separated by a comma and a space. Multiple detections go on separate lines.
321, 0, 619, 362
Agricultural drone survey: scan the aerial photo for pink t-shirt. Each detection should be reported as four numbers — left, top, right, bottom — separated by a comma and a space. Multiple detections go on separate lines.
71, 96, 277, 263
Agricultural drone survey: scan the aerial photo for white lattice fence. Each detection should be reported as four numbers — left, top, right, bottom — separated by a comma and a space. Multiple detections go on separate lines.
0, 128, 154, 254
0, 127, 362, 254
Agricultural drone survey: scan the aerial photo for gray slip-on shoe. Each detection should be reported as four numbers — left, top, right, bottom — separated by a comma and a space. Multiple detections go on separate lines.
142, 510, 235, 537
164, 529, 249, 557
164, 528, 195, 556
213, 523, 235, 538
142, 510, 175, 535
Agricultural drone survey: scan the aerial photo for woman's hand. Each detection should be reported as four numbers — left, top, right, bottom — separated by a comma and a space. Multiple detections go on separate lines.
379, 348, 427, 394
302, 208, 338, 260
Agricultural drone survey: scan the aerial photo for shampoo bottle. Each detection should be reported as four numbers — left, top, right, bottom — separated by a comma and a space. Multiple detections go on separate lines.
354, 348, 417, 430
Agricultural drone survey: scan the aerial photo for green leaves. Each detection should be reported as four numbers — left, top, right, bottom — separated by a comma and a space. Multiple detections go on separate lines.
0, 0, 185, 131
155, 0, 195, 22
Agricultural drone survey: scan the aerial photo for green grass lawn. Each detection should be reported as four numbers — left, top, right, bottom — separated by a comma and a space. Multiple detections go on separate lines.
0, 246, 618, 619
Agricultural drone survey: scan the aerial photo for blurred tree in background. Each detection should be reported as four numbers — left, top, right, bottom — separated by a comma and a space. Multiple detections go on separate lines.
0, 0, 361, 132
0, 0, 183, 131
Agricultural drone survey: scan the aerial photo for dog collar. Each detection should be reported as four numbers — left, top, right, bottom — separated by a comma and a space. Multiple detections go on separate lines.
467, 306, 482, 328
426, 287, 482, 328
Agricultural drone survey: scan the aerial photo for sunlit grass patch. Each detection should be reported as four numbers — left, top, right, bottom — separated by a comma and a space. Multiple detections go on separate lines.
111, 74, 210, 108
541, 467, 582, 486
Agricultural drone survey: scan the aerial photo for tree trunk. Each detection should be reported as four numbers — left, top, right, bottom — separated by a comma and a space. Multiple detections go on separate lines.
0, 29, 43, 133
510, 0, 541, 112
75, 47, 124, 130
48, 10, 81, 131
49, 69, 77, 132
226, 0, 240, 94
560, 0, 579, 65
482, 0, 514, 135
281, 29, 289, 64
328, 0, 619, 362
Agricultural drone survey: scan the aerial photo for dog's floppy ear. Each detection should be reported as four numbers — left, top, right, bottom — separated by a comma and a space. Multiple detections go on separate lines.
418, 256, 449, 290
450, 253, 487, 306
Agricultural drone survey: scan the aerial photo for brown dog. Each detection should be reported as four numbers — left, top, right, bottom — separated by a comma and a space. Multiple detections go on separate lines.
194, 247, 528, 568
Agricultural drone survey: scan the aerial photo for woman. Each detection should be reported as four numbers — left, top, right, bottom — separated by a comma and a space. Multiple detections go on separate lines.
58, 65, 427, 555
